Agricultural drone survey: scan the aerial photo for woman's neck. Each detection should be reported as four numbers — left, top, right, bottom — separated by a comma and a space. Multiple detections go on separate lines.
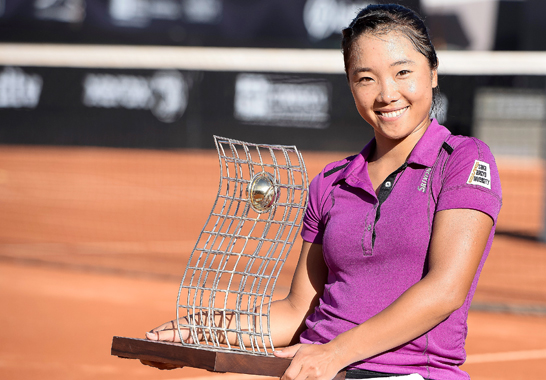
367, 119, 431, 194
370, 119, 431, 166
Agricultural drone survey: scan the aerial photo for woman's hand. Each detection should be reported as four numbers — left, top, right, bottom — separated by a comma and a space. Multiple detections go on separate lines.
140, 241, 328, 371
274, 343, 345, 380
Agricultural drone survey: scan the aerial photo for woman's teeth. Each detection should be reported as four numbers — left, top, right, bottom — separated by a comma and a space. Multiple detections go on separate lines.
379, 106, 408, 118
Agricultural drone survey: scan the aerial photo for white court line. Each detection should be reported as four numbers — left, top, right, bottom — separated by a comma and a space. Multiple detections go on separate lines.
465, 348, 546, 364
2, 44, 546, 75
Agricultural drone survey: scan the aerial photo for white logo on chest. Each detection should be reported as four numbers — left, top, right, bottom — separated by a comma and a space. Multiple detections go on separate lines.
418, 168, 431, 193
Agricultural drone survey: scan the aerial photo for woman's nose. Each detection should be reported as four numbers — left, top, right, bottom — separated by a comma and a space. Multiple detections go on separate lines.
377, 79, 400, 103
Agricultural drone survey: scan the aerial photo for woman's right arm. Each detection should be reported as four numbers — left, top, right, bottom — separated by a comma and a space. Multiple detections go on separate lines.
145, 241, 328, 348
268, 241, 328, 346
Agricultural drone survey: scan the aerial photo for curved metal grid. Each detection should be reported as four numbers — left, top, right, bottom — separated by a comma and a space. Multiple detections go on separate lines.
176, 136, 308, 356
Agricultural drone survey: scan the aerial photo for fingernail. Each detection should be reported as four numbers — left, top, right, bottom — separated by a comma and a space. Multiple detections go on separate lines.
146, 332, 155, 338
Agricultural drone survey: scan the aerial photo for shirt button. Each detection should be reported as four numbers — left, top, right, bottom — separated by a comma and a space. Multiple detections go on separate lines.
385, 181, 392, 188
367, 225, 371, 231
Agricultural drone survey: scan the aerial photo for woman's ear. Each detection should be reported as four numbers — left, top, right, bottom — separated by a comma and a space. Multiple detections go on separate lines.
431, 59, 439, 88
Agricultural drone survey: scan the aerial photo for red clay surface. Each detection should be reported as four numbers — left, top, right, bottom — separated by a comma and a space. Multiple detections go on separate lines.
1, 146, 546, 379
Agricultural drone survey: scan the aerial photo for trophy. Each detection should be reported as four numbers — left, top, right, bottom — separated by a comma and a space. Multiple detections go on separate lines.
111, 136, 346, 379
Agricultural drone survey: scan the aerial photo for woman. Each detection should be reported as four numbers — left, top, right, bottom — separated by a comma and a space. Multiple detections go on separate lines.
146, 4, 502, 379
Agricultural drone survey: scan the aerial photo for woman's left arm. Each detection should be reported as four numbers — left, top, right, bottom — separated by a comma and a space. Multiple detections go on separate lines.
275, 208, 493, 380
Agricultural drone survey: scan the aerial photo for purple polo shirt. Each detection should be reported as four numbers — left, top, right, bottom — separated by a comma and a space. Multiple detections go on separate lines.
300, 120, 502, 380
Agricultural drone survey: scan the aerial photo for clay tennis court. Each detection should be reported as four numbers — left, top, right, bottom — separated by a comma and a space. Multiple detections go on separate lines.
1, 146, 545, 380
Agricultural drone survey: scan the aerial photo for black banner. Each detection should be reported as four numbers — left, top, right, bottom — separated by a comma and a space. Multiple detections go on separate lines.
0, 0, 420, 48
2, 65, 545, 151
0, 65, 372, 150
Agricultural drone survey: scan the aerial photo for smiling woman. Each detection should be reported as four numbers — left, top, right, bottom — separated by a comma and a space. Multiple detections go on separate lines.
347, 32, 437, 151
145, 4, 502, 380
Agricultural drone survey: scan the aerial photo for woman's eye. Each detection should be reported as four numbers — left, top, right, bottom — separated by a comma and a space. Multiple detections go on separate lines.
398, 70, 411, 76
357, 76, 373, 84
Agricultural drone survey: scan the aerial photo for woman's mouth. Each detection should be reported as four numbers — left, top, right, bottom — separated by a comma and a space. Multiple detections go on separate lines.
376, 106, 409, 118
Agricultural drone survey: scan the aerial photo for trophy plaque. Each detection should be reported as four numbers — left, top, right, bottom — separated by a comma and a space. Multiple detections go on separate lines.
111, 136, 346, 379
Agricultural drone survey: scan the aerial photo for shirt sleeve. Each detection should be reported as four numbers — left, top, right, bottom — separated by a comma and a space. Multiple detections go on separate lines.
301, 171, 326, 244
436, 137, 502, 223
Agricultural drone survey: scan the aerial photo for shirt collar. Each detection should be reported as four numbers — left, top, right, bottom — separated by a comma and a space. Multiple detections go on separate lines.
406, 119, 452, 167
333, 138, 376, 194
334, 119, 451, 189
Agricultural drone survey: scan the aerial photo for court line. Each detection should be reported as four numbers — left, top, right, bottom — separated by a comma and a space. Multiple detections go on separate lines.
471, 302, 546, 316
2, 44, 546, 75
465, 348, 546, 364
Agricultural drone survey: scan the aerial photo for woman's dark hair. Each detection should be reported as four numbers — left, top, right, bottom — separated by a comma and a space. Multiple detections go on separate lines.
342, 4, 441, 111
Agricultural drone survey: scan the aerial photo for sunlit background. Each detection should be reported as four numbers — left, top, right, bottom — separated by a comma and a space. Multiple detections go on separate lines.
1, 1, 546, 379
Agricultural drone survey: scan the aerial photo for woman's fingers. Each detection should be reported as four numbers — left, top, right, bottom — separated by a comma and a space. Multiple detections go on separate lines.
278, 344, 306, 380
273, 344, 302, 358
145, 318, 194, 343
141, 319, 193, 369
140, 359, 182, 370
150, 318, 180, 333
278, 344, 342, 380
146, 329, 180, 342
145, 328, 194, 343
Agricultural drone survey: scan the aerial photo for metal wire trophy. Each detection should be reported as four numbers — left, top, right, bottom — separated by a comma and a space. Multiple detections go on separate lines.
111, 136, 343, 378
175, 135, 308, 355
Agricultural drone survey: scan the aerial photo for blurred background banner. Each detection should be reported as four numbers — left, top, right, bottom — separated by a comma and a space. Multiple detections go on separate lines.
0, 0, 419, 47
0, 65, 372, 150
1, 0, 545, 50
1, 63, 545, 154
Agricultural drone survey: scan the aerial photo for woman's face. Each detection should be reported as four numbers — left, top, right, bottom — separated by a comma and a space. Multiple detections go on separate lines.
348, 31, 438, 142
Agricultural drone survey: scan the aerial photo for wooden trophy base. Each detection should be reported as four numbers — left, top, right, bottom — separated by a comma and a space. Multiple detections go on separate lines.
111, 336, 346, 379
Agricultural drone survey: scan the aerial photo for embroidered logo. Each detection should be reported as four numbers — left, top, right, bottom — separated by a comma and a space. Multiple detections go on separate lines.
418, 168, 431, 193
467, 160, 491, 189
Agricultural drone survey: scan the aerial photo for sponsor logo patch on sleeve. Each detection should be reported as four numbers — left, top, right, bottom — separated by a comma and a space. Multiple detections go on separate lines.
467, 160, 491, 189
